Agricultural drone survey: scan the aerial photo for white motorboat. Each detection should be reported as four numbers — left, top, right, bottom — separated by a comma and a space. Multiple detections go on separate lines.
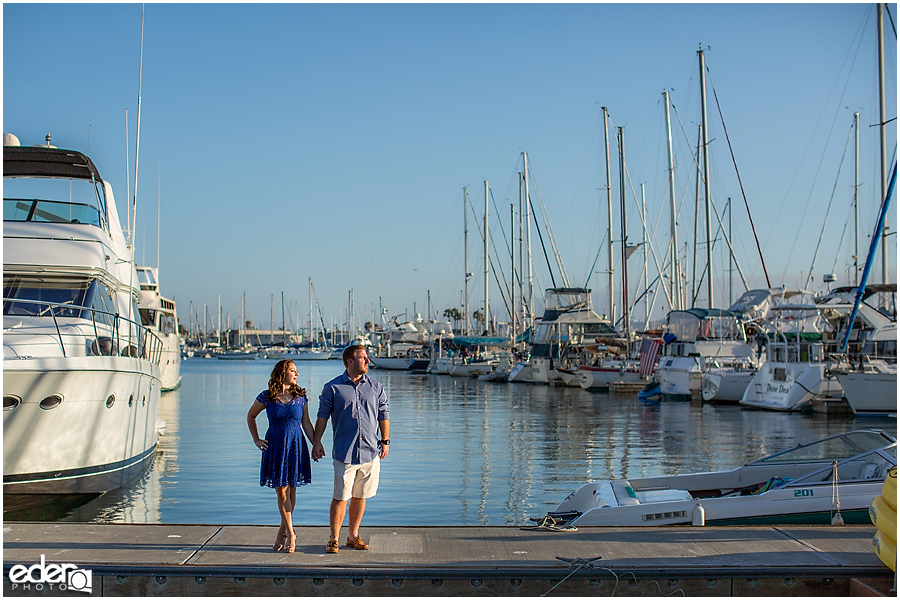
577, 359, 642, 391
370, 356, 415, 370
529, 288, 618, 386
3, 138, 164, 494
700, 365, 757, 403
289, 347, 332, 361
539, 430, 896, 527
836, 366, 897, 417
740, 286, 894, 412
833, 319, 897, 417
214, 348, 259, 360
136, 266, 182, 391
657, 308, 754, 400
445, 337, 513, 378
701, 288, 819, 403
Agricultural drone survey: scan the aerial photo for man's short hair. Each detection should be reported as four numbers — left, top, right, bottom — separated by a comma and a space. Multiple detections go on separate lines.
342, 344, 367, 366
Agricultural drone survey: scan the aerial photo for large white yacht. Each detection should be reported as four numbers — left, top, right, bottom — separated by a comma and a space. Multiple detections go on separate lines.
3, 136, 163, 494
136, 265, 182, 391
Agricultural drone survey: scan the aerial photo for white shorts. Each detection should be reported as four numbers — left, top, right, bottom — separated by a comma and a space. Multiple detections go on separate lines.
333, 458, 380, 501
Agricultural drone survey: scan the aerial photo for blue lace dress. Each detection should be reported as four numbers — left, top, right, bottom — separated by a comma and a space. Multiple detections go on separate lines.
257, 391, 312, 488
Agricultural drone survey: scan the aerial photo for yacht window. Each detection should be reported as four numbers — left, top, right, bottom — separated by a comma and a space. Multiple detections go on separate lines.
139, 308, 156, 327
137, 269, 156, 287
3, 275, 91, 318
160, 314, 176, 335
84, 279, 115, 327
584, 322, 617, 336
4, 177, 107, 231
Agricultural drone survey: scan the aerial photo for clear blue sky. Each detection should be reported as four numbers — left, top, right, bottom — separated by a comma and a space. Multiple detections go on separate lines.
4, 3, 897, 334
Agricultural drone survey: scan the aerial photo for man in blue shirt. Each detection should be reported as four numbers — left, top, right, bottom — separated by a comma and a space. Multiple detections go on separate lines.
312, 345, 390, 554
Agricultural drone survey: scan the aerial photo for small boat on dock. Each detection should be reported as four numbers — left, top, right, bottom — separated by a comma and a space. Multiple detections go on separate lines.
539, 430, 896, 527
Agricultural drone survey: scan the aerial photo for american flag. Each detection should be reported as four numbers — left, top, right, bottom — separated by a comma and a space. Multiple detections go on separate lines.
638, 337, 663, 376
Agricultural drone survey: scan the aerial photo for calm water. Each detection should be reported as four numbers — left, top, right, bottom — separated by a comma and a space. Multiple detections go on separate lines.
14, 359, 897, 526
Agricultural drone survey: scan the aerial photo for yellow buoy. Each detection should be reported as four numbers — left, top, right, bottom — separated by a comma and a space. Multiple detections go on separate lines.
883, 466, 897, 510
870, 495, 897, 542
873, 529, 896, 571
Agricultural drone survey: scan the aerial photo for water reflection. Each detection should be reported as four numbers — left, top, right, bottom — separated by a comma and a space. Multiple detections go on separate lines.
5, 359, 895, 526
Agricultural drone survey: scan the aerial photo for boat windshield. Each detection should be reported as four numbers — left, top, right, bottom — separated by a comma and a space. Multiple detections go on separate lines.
787, 446, 896, 485
3, 276, 116, 325
754, 431, 895, 464
3, 177, 108, 231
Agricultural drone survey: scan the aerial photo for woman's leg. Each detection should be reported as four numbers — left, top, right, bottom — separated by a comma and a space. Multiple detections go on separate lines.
272, 488, 287, 551
276, 486, 295, 552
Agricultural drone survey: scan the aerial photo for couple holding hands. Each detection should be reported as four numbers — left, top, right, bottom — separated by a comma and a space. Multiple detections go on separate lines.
246, 345, 389, 554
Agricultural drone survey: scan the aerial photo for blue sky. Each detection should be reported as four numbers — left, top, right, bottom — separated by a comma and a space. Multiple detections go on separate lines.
4, 3, 897, 334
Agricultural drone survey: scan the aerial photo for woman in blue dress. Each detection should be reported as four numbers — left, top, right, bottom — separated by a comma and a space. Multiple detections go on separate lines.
247, 359, 317, 553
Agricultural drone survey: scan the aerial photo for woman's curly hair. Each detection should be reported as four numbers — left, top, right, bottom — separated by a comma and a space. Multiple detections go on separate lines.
268, 359, 306, 400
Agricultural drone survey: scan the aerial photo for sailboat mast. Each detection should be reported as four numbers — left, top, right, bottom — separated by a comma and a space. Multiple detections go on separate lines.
698, 46, 714, 308
854, 111, 860, 286
523, 152, 533, 323
662, 91, 682, 310
484, 180, 490, 335
618, 127, 630, 344
308, 278, 312, 345
511, 202, 517, 342
641, 183, 649, 327
464, 187, 470, 335
602, 107, 615, 322
877, 3, 889, 285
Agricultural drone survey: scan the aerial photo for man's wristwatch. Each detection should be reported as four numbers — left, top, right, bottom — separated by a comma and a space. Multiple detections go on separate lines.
379, 439, 390, 446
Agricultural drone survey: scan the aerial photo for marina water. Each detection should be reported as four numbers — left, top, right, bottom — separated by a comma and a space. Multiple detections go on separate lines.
11, 359, 896, 527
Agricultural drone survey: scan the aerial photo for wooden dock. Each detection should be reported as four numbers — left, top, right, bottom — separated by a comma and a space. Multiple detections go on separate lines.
2, 523, 894, 596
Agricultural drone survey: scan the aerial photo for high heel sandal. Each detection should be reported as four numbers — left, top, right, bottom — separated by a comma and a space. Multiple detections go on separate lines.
272, 530, 286, 552
284, 532, 296, 553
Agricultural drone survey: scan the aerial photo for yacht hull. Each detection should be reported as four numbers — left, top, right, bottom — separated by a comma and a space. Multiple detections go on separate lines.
835, 371, 898, 417
3, 357, 161, 494
701, 369, 756, 403
577, 364, 642, 390
740, 363, 843, 411
159, 333, 182, 391
657, 356, 700, 399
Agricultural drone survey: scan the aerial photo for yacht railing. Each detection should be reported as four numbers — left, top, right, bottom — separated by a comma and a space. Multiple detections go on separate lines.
767, 329, 825, 365
3, 297, 163, 365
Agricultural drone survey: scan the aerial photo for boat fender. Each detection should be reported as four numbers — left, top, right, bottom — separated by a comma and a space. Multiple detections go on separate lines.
691, 498, 705, 526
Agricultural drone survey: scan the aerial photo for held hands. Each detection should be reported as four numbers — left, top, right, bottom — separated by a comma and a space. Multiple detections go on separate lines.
311, 441, 326, 462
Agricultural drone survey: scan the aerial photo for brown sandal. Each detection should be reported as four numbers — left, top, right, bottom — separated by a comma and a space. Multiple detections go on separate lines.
284, 533, 296, 553
272, 531, 286, 552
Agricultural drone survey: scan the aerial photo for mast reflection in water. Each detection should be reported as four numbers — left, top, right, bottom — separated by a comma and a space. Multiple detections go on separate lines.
9, 359, 895, 526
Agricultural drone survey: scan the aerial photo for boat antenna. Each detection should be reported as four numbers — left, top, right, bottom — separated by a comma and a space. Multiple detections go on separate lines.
131, 4, 144, 251
127, 4, 145, 334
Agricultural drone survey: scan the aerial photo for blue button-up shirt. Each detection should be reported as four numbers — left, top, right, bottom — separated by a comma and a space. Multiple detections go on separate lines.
318, 371, 389, 464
